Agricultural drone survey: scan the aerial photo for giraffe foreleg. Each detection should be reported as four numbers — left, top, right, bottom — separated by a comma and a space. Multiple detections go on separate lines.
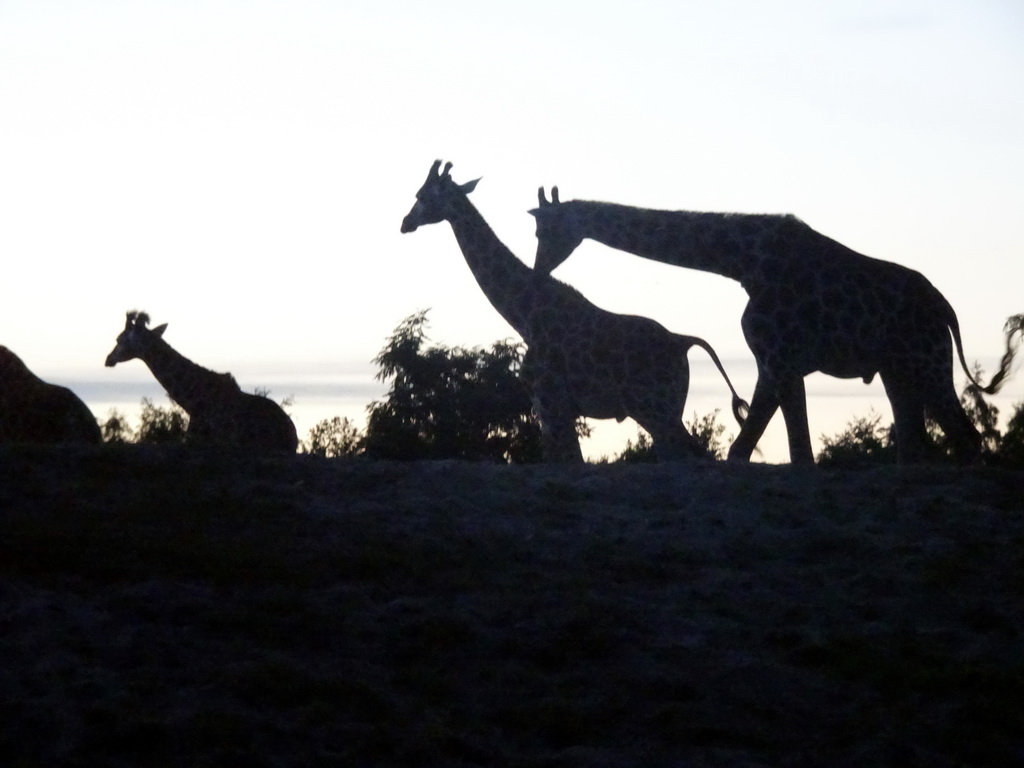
531, 390, 584, 464
522, 349, 584, 463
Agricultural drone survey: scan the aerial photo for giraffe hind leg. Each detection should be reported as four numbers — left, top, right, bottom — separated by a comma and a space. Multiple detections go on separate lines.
881, 374, 931, 464
926, 383, 982, 464
636, 416, 708, 461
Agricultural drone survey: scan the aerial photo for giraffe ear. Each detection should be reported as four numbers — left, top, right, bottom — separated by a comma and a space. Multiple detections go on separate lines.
459, 178, 481, 195
152, 323, 168, 337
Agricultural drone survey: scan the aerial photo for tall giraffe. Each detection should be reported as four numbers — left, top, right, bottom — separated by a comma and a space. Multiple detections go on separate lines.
0, 346, 101, 444
529, 188, 1015, 465
105, 311, 298, 453
400, 161, 748, 463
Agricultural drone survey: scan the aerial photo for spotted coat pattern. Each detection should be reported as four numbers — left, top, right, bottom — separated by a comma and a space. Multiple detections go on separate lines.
105, 312, 298, 453
0, 346, 101, 444
530, 192, 1012, 464
400, 162, 748, 463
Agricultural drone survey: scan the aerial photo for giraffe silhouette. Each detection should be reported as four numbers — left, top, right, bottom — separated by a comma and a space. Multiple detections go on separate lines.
400, 161, 748, 463
529, 188, 1015, 464
0, 346, 101, 444
105, 311, 298, 453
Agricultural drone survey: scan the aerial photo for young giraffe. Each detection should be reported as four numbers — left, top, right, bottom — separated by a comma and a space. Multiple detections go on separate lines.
105, 311, 298, 453
400, 161, 748, 463
0, 346, 101, 444
529, 188, 1015, 465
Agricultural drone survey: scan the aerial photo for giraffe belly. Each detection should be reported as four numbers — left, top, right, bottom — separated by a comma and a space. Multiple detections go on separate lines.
743, 298, 887, 384
818, 360, 879, 384
791, 333, 883, 382
571, 387, 630, 422
746, 325, 883, 384
571, 363, 686, 424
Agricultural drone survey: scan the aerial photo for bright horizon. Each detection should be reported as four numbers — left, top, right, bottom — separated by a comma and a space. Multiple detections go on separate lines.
43, 351, 1022, 463
3, 1, 1023, 461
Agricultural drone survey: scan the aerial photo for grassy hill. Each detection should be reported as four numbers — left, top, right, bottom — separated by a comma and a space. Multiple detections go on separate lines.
1, 445, 1022, 767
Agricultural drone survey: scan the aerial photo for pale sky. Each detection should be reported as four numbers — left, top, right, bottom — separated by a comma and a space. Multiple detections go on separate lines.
2, 1, 1023, 459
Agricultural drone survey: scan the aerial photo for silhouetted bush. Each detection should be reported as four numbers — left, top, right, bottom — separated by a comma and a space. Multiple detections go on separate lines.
363, 311, 542, 463
100, 399, 188, 444
687, 409, 732, 460
301, 416, 363, 458
136, 398, 189, 443
817, 367, 1024, 468
610, 431, 657, 463
100, 409, 134, 443
997, 402, 1024, 467
816, 410, 898, 468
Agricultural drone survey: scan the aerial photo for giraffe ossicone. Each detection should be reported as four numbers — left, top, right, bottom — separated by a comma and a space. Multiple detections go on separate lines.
529, 187, 1016, 464
105, 311, 298, 453
401, 160, 748, 463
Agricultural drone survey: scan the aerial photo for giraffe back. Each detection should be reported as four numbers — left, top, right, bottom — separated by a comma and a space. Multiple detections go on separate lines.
186, 389, 299, 453
0, 346, 101, 444
105, 312, 299, 453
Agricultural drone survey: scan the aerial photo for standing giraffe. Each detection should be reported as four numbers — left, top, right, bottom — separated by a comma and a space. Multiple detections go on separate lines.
529, 188, 1015, 465
0, 346, 101, 444
105, 311, 298, 453
400, 161, 748, 463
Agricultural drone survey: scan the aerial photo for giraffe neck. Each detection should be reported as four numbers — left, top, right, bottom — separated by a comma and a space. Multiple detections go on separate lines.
138, 337, 238, 414
566, 200, 803, 287
445, 193, 536, 334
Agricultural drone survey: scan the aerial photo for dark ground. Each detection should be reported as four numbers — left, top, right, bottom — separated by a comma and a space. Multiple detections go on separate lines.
1, 444, 1022, 767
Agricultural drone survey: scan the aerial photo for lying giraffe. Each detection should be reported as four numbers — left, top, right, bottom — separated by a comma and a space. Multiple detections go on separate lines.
529, 187, 1015, 464
0, 346, 101, 444
400, 161, 748, 463
105, 311, 298, 453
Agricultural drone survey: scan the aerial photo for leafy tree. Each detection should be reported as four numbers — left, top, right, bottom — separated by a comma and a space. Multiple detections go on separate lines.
994, 315, 1024, 466
100, 409, 135, 443
687, 409, 732, 460
363, 311, 543, 463
609, 431, 656, 464
301, 416, 363, 458
816, 410, 897, 468
135, 398, 189, 444
99, 399, 188, 444
997, 401, 1024, 467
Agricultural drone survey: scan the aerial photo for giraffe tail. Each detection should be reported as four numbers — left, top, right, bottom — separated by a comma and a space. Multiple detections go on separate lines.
945, 300, 1020, 399
679, 335, 750, 427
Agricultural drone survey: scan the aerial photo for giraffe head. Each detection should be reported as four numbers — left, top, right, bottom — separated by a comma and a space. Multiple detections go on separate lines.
529, 186, 582, 276
105, 311, 168, 367
401, 160, 480, 233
